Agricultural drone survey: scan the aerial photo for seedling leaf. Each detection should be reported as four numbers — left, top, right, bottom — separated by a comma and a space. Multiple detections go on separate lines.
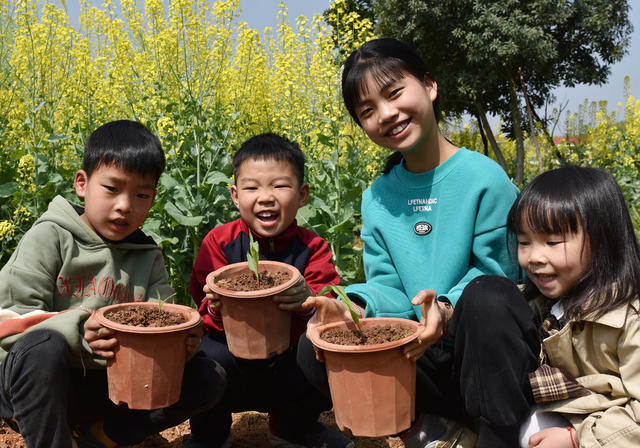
156, 290, 177, 312
320, 284, 361, 331
247, 232, 260, 283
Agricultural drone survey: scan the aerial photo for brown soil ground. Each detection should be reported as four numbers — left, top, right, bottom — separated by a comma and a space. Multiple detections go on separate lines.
0, 411, 405, 447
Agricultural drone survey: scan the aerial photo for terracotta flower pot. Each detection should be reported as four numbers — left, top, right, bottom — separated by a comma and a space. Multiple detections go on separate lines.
93, 302, 201, 410
206, 260, 299, 359
307, 317, 421, 437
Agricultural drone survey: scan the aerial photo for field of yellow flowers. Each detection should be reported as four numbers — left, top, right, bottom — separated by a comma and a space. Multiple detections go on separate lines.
1, 0, 638, 303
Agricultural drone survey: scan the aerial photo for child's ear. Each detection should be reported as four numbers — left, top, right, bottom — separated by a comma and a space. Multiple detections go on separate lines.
74, 170, 88, 198
230, 184, 240, 209
298, 183, 310, 207
424, 75, 438, 102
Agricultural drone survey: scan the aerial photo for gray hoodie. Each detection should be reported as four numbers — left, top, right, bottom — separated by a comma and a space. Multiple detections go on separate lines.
0, 195, 174, 367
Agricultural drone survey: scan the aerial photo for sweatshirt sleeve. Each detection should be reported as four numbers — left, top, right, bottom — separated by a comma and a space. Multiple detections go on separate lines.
440, 179, 520, 306
0, 223, 94, 363
0, 222, 62, 315
189, 229, 229, 334
345, 197, 417, 320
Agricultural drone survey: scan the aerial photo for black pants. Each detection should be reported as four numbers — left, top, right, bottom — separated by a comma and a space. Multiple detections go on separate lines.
0, 329, 226, 448
297, 275, 540, 448
189, 332, 332, 446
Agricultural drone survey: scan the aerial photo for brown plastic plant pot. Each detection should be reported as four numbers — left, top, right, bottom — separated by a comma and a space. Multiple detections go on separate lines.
93, 302, 201, 410
206, 260, 299, 360
307, 317, 421, 437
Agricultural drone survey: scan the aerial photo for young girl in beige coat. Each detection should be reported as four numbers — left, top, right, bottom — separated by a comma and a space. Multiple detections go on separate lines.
508, 166, 640, 448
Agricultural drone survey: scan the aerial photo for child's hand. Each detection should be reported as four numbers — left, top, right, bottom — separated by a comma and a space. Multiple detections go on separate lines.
302, 295, 355, 362
204, 283, 223, 312
403, 289, 452, 361
528, 426, 575, 448
84, 313, 118, 359
272, 274, 312, 312
185, 322, 203, 354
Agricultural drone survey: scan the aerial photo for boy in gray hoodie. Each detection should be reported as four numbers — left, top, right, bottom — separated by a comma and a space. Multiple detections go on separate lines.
0, 120, 225, 448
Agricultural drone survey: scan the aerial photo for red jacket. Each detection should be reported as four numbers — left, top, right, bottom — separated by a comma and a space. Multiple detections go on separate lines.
190, 218, 340, 345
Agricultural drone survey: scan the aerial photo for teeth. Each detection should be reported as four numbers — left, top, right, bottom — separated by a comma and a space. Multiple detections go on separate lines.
390, 122, 408, 135
258, 212, 276, 219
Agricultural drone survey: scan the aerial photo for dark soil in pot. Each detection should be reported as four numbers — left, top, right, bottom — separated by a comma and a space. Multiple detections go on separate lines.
214, 270, 291, 291
105, 307, 186, 327
320, 324, 414, 346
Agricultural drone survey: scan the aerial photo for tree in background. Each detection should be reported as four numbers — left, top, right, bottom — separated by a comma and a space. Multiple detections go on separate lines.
332, 0, 633, 184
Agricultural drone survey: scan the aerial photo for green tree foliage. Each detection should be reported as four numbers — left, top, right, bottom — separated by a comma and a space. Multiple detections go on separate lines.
362, 0, 632, 184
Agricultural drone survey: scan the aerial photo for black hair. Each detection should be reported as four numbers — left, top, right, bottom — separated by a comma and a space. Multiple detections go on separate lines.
84, 120, 165, 184
232, 133, 305, 186
507, 165, 640, 320
341, 38, 441, 174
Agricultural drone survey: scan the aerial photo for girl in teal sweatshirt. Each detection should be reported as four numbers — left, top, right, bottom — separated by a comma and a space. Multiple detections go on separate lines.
298, 38, 540, 448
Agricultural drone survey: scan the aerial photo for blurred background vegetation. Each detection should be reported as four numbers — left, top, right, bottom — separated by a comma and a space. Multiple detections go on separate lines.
0, 0, 637, 305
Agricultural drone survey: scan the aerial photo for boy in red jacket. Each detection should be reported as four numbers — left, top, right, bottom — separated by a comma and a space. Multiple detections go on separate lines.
188, 133, 353, 448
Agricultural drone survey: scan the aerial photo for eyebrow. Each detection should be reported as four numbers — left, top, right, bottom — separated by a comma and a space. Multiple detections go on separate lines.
103, 175, 155, 190
239, 175, 294, 183
355, 78, 397, 107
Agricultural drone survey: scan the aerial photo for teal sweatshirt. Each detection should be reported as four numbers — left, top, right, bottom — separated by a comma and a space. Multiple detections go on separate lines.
0, 195, 174, 367
345, 148, 520, 321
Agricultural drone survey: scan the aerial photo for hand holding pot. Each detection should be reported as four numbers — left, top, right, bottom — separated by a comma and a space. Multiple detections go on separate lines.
203, 282, 222, 312
403, 289, 452, 362
185, 322, 203, 354
302, 295, 355, 362
84, 313, 118, 359
272, 273, 312, 312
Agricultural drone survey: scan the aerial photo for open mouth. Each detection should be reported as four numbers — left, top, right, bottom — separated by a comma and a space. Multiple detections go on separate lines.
110, 219, 128, 231
387, 119, 409, 137
533, 273, 556, 285
257, 211, 279, 225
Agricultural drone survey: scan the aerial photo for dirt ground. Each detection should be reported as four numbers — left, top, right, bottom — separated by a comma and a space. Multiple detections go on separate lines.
0, 411, 405, 447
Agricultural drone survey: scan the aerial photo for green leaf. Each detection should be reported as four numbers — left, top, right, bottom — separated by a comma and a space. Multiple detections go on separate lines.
319, 285, 361, 331
164, 201, 204, 227
159, 174, 181, 190
204, 171, 232, 186
156, 290, 177, 312
246, 232, 260, 283
0, 182, 18, 197
47, 133, 68, 143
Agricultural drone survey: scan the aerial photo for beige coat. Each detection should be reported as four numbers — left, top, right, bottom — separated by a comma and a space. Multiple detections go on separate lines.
533, 297, 640, 447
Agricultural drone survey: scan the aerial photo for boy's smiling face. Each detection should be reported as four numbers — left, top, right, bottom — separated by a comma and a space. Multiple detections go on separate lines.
74, 164, 157, 242
231, 157, 309, 238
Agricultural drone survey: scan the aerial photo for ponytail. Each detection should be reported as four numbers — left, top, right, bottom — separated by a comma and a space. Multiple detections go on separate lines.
382, 152, 403, 174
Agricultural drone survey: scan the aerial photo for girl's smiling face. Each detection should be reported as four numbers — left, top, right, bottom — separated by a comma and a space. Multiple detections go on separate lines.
517, 220, 591, 299
354, 70, 438, 154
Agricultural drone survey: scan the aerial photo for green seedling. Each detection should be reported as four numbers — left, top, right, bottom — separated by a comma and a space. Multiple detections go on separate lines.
319, 284, 361, 332
247, 232, 260, 284
156, 290, 177, 313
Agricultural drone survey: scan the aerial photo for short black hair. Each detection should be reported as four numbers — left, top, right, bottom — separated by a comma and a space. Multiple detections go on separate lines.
84, 120, 166, 184
507, 165, 640, 320
232, 133, 305, 185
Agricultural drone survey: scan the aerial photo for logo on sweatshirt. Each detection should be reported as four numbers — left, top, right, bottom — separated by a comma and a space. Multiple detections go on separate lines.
414, 221, 432, 235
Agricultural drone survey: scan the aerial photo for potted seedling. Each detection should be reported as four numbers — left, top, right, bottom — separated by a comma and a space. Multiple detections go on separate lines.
307, 285, 422, 437
206, 233, 300, 359
93, 291, 201, 410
